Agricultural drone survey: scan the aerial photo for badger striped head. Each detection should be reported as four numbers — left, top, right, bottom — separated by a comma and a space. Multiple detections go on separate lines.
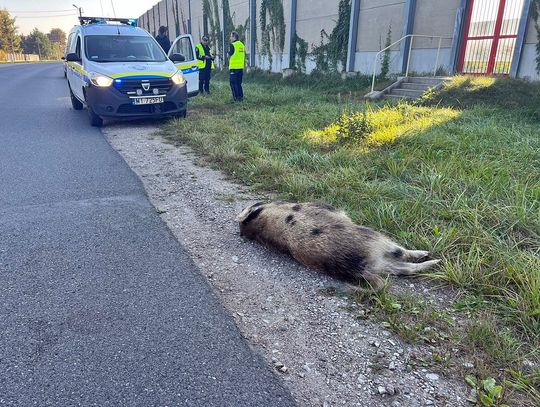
236, 201, 266, 224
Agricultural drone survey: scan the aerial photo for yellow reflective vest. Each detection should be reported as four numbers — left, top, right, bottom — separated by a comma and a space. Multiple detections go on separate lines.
195, 43, 215, 69
229, 40, 245, 70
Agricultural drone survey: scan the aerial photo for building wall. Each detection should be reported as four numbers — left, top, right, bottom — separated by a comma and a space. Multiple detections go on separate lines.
254, 0, 291, 71
164, 0, 176, 39
152, 5, 159, 36
296, 0, 339, 52
230, 0, 256, 65
406, 0, 459, 74
352, 0, 405, 74
190, 0, 204, 43
525, 12, 536, 43
158, 1, 167, 36
357, 0, 405, 52
413, 0, 459, 46
517, 15, 538, 79
138, 0, 537, 80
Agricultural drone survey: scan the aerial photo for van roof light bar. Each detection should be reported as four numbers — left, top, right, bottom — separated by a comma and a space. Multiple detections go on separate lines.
79, 16, 138, 26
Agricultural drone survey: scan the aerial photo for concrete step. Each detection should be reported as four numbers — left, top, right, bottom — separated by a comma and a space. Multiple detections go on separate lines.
385, 94, 414, 100
392, 88, 425, 97
406, 76, 445, 85
401, 82, 433, 91
366, 76, 449, 101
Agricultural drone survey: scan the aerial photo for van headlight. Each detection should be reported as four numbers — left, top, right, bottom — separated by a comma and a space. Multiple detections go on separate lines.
88, 72, 113, 87
171, 71, 185, 85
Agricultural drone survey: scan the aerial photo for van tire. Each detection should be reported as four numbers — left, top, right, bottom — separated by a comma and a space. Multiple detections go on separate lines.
70, 86, 83, 110
88, 106, 103, 127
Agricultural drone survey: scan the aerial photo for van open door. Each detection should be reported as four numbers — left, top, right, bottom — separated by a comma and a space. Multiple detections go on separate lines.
168, 34, 199, 97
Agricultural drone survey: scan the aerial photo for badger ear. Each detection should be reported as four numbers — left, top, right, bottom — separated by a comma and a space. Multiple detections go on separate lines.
241, 207, 264, 225
236, 202, 265, 222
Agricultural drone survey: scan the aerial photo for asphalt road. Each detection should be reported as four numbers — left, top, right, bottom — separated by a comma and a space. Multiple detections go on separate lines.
0, 62, 295, 406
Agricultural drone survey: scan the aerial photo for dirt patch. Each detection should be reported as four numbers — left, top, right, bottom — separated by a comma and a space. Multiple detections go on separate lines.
103, 122, 468, 407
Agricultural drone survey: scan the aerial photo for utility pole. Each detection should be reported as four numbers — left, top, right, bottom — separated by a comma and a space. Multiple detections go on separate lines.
72, 4, 83, 18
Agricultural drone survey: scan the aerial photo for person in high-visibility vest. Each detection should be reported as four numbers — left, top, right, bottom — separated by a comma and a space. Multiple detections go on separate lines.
228, 31, 245, 102
195, 36, 214, 95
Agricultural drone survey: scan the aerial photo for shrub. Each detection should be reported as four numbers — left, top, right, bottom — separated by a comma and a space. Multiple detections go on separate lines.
333, 111, 374, 143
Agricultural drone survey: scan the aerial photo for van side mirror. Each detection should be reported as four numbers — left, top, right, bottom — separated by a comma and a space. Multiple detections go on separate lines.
65, 53, 80, 62
170, 53, 185, 62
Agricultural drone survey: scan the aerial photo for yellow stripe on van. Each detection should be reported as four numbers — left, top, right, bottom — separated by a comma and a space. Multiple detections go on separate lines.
68, 62, 87, 76
175, 63, 197, 70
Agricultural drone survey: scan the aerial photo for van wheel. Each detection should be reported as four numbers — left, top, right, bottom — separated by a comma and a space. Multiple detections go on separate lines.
88, 106, 103, 127
70, 86, 83, 110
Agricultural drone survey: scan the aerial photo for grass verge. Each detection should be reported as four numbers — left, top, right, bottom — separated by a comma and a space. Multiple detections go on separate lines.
160, 72, 539, 405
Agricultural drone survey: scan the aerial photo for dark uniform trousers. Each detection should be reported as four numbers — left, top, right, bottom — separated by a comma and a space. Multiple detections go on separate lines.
229, 69, 244, 101
199, 67, 211, 93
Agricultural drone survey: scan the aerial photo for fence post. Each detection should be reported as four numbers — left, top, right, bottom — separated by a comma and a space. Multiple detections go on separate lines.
288, 0, 297, 69
165, 0, 169, 35
153, 6, 157, 36
346, 0, 361, 72
509, 0, 531, 78
249, 0, 256, 67
400, 0, 416, 74
449, 0, 468, 73
188, 0, 192, 34
222, 1, 227, 66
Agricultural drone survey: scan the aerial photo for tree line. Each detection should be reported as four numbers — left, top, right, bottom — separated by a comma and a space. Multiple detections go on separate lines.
0, 9, 67, 60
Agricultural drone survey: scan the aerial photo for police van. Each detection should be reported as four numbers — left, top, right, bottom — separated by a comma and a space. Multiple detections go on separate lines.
65, 17, 199, 126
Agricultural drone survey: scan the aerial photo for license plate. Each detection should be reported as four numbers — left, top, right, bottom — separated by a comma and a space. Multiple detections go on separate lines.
132, 96, 164, 105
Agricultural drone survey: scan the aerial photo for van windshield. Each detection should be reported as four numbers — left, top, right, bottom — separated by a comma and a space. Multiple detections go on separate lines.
85, 35, 168, 62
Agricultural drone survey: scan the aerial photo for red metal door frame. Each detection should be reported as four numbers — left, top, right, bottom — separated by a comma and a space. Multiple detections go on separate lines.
458, 0, 518, 75
486, 0, 507, 73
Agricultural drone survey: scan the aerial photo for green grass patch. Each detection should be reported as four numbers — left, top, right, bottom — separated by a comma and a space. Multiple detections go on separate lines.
160, 73, 540, 405
421, 75, 540, 120
212, 68, 389, 95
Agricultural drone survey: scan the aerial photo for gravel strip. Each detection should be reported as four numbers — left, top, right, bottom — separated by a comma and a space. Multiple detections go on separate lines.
103, 122, 468, 407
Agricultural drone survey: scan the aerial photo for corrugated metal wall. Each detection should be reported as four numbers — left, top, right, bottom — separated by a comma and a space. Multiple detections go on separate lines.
137, 0, 536, 79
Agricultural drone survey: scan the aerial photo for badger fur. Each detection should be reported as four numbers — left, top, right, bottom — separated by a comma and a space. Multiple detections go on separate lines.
237, 201, 440, 289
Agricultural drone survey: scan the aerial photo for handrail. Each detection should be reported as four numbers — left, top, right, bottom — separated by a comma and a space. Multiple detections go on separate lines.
370, 34, 452, 93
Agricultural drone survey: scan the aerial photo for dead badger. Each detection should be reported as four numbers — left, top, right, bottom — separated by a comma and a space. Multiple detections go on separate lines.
237, 201, 440, 289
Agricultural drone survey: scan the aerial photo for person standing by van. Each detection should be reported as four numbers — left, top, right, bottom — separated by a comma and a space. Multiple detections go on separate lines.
156, 26, 170, 54
195, 36, 214, 95
228, 31, 245, 102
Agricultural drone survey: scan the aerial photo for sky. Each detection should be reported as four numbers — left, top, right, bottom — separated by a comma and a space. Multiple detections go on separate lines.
1, 0, 159, 35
